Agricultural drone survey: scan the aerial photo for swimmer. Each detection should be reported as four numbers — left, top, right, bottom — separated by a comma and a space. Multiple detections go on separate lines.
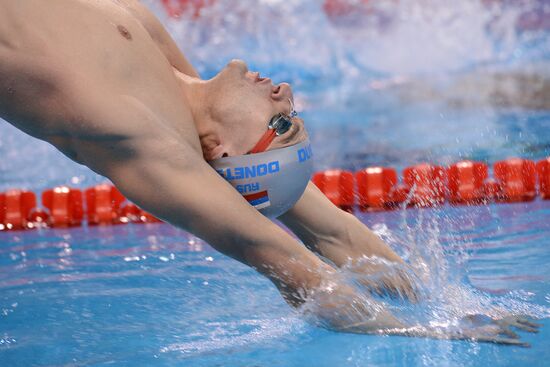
0, 0, 539, 345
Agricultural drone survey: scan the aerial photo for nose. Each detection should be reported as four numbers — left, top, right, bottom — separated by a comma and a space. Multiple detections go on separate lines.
271, 82, 293, 103
227, 59, 248, 74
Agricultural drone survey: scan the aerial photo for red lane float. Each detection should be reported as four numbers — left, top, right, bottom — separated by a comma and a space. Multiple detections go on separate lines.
537, 158, 550, 200
119, 202, 162, 224
0, 190, 36, 230
447, 161, 488, 205
494, 158, 536, 202
85, 184, 126, 225
119, 203, 142, 223
356, 167, 398, 210
85, 184, 162, 225
323, 0, 361, 18
140, 211, 163, 223
403, 164, 446, 207
481, 179, 502, 202
42, 187, 83, 227
1, 156, 549, 232
27, 209, 50, 227
161, 0, 215, 19
313, 169, 355, 211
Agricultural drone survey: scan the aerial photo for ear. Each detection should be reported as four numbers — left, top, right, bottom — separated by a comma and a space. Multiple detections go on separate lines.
203, 143, 229, 160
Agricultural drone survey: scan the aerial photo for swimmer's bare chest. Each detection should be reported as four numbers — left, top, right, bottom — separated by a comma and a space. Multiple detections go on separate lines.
0, 0, 199, 167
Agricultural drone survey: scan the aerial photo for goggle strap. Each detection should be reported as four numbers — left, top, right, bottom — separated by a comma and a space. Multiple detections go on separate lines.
248, 128, 277, 154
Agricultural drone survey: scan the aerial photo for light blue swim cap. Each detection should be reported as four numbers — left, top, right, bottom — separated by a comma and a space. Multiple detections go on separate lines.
209, 139, 314, 218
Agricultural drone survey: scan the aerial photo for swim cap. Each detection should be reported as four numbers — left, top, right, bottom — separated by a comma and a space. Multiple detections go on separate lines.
209, 139, 314, 218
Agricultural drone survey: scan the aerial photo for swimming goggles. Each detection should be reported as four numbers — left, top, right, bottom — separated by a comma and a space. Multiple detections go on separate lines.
248, 99, 298, 154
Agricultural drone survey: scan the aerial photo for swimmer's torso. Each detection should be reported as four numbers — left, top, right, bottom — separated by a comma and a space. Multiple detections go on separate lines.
0, 0, 199, 174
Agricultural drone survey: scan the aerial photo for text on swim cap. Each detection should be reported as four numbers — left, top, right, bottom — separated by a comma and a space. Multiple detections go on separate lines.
236, 182, 260, 194
216, 161, 280, 181
298, 145, 313, 163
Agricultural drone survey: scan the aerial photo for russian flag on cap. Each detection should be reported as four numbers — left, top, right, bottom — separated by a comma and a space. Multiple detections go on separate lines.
244, 191, 271, 210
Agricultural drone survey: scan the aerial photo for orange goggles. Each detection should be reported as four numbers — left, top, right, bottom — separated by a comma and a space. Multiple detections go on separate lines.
248, 114, 294, 154
248, 100, 298, 154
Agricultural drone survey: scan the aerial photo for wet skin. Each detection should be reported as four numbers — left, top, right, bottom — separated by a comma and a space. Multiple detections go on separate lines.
0, 0, 540, 345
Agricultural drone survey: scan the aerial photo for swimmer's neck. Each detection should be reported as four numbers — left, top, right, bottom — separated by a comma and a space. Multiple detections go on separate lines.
173, 69, 207, 124
173, 69, 229, 160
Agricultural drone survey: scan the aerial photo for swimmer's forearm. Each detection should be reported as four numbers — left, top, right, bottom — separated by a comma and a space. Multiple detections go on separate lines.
282, 183, 419, 302
280, 182, 403, 265
279, 182, 344, 249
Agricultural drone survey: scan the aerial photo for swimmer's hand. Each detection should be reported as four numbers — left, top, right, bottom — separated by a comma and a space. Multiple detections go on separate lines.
340, 312, 541, 347
317, 213, 419, 302
303, 283, 540, 347
346, 260, 419, 302
281, 184, 419, 301
454, 314, 542, 347
302, 280, 408, 333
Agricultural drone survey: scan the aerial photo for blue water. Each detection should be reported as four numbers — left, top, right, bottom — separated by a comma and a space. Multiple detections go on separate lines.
1, 0, 550, 366
1, 202, 549, 366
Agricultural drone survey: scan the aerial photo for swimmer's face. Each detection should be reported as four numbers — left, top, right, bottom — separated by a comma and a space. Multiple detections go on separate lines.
208, 59, 307, 157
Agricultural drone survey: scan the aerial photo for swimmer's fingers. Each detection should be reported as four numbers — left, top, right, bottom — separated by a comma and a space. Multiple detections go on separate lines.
516, 317, 542, 329
461, 326, 529, 347
389, 280, 416, 302
396, 270, 419, 302
498, 327, 519, 339
473, 335, 531, 348
496, 316, 541, 333
381, 270, 418, 302
376, 325, 530, 347
513, 323, 539, 333
357, 275, 397, 299
367, 276, 408, 301
353, 265, 418, 302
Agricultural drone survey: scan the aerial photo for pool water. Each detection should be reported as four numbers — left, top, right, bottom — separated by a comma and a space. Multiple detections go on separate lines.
1, 0, 550, 366
1, 202, 549, 366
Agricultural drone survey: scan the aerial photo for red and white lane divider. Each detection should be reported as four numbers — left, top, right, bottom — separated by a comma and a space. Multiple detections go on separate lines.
0, 184, 161, 231
158, 0, 379, 21
160, 0, 215, 19
313, 157, 550, 212
1, 157, 549, 231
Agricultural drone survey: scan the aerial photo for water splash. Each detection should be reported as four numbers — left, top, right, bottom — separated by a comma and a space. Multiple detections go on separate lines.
160, 317, 307, 356
297, 202, 549, 343
145, 0, 548, 78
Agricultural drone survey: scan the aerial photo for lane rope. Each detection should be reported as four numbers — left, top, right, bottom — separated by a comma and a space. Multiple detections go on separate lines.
1, 157, 549, 231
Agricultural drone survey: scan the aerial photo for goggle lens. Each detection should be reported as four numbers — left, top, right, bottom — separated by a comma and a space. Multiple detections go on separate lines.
248, 99, 297, 154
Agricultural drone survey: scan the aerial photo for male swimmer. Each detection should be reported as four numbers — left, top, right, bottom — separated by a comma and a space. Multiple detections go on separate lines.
0, 0, 539, 345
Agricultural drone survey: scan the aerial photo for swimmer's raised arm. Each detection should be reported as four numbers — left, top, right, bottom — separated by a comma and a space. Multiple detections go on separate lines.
281, 183, 403, 264
122, 0, 419, 302
100, 116, 330, 305
280, 182, 418, 301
